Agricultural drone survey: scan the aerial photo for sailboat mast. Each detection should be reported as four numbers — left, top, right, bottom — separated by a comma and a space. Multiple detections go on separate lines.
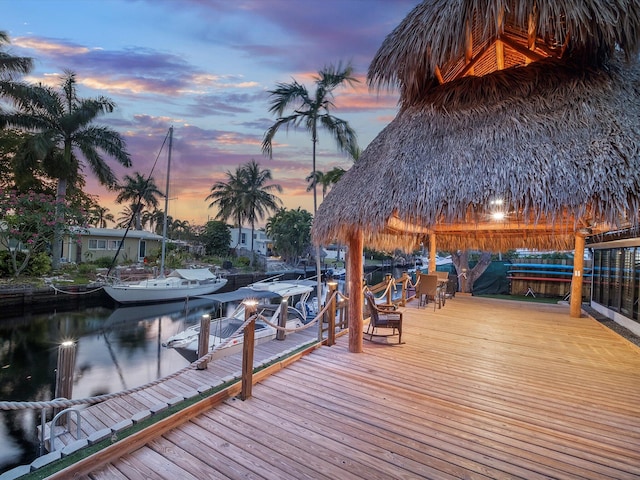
159, 126, 173, 278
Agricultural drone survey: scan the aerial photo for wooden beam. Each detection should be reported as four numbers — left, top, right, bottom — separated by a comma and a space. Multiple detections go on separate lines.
501, 35, 547, 63
465, 19, 474, 75
496, 39, 505, 70
429, 233, 437, 273
496, 7, 505, 70
347, 229, 364, 353
434, 66, 444, 85
527, 12, 537, 65
570, 233, 586, 317
454, 41, 493, 79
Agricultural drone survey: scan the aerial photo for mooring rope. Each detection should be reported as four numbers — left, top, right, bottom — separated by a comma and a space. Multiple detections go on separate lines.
49, 284, 105, 295
0, 302, 337, 411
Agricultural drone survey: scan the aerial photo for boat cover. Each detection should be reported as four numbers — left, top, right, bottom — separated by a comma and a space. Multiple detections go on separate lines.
196, 280, 316, 304
168, 268, 217, 280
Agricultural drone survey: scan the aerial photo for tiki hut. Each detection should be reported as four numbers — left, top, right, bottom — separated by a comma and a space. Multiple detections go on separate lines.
312, 0, 640, 352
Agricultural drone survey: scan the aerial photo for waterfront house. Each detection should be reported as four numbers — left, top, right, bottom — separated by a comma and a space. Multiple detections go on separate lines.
62, 227, 163, 264
230, 227, 274, 256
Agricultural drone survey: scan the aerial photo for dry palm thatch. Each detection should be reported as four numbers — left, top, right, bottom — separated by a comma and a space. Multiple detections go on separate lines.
313, 57, 640, 252
312, 0, 640, 253
370, 0, 640, 105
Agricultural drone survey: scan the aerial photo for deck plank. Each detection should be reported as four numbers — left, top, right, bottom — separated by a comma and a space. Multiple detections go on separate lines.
49, 296, 640, 479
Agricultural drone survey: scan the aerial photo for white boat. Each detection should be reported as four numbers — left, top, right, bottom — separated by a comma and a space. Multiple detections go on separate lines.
163, 279, 316, 362
103, 268, 228, 304
103, 126, 228, 304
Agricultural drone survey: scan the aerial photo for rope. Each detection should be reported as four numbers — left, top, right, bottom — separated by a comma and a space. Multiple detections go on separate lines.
49, 284, 106, 295
258, 291, 337, 333
0, 286, 357, 411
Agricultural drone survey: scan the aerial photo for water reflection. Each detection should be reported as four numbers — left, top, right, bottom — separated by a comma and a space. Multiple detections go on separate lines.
0, 298, 214, 473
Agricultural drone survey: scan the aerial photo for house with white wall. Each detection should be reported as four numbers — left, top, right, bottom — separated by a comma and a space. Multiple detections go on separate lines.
229, 227, 273, 256
62, 227, 163, 264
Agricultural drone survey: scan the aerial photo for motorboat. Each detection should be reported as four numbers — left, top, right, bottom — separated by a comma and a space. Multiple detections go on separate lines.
163, 279, 316, 362
103, 268, 227, 304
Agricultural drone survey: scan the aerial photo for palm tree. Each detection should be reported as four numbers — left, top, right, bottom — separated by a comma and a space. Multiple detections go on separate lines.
262, 62, 359, 216
241, 160, 282, 263
262, 62, 359, 296
115, 172, 162, 230
1, 71, 131, 268
206, 165, 247, 247
0, 31, 33, 82
305, 170, 327, 200
0, 32, 33, 190
90, 205, 114, 228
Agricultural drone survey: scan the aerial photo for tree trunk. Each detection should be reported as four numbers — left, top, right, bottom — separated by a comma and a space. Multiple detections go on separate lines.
451, 250, 492, 293
52, 177, 67, 270
249, 222, 255, 267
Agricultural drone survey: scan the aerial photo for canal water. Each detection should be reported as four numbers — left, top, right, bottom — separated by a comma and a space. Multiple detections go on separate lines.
0, 267, 402, 474
0, 297, 216, 474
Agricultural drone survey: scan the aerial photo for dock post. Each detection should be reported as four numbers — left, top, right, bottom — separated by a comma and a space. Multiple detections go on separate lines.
197, 314, 211, 370
385, 274, 393, 305
276, 298, 287, 341
55, 341, 76, 419
241, 301, 257, 400
327, 281, 338, 346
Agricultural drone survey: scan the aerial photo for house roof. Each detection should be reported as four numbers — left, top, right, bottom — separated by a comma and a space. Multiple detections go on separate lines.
74, 227, 163, 241
313, 0, 640, 252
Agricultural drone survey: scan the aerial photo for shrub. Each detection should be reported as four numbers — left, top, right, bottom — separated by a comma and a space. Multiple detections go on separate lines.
94, 256, 115, 268
26, 252, 52, 276
236, 256, 250, 267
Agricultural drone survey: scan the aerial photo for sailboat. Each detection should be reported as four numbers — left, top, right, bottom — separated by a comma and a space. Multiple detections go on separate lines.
103, 127, 228, 304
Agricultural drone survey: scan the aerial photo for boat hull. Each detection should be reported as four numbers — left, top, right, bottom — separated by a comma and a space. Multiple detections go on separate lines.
103, 278, 227, 304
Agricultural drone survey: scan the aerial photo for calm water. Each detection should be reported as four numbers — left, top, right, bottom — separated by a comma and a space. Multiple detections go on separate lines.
0, 267, 400, 474
0, 297, 216, 474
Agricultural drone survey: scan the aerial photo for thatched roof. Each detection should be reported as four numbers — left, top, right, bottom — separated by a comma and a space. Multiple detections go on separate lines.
312, 0, 640, 253
370, 0, 640, 106
313, 57, 640, 252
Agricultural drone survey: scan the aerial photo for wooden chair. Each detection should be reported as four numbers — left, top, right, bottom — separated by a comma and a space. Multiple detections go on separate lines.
435, 271, 449, 306
364, 290, 403, 344
415, 273, 442, 311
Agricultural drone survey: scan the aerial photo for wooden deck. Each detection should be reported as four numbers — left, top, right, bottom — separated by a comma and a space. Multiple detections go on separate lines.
56, 295, 640, 479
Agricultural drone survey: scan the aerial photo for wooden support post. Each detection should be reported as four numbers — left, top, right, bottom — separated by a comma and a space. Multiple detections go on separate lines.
276, 298, 287, 341
326, 281, 338, 346
240, 302, 257, 400
385, 273, 393, 305
55, 341, 76, 420
570, 233, 586, 318
348, 230, 364, 353
401, 272, 409, 306
55, 341, 76, 401
196, 314, 210, 370
429, 233, 437, 273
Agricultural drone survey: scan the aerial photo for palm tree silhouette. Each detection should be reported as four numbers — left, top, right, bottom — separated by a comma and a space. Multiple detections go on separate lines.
262, 62, 359, 299
2, 71, 131, 268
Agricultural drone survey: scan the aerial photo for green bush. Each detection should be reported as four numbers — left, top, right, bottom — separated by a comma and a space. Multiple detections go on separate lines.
236, 256, 250, 267
78, 263, 96, 275
26, 252, 52, 276
94, 256, 115, 268
0, 251, 11, 277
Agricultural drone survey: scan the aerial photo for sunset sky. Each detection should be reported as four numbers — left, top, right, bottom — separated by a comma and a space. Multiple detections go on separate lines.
3, 0, 416, 227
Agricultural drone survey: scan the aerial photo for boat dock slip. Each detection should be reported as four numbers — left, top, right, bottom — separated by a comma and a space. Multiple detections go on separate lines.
35, 295, 640, 479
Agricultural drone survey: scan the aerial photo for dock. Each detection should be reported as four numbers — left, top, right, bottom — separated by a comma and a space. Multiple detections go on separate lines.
31, 294, 640, 479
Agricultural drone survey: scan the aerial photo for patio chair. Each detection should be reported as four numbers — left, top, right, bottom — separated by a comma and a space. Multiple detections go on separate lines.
416, 273, 442, 311
364, 290, 403, 344
435, 271, 449, 306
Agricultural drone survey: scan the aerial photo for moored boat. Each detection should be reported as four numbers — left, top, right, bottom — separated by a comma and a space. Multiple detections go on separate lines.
103, 268, 227, 304
163, 279, 316, 362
